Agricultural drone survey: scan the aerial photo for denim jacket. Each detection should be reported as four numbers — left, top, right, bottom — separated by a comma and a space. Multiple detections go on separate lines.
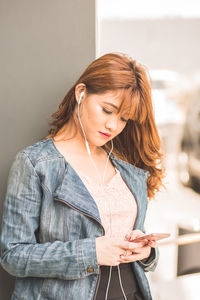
0, 138, 158, 300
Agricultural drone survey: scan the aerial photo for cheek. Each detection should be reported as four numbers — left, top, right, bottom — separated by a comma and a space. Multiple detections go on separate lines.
111, 124, 126, 140
117, 123, 127, 135
82, 106, 102, 129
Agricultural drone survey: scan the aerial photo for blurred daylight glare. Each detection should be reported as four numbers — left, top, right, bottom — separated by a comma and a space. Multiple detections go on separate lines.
97, 1, 200, 299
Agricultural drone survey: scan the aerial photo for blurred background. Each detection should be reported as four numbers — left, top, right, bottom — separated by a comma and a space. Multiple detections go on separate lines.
1, 1, 200, 299
97, 0, 200, 299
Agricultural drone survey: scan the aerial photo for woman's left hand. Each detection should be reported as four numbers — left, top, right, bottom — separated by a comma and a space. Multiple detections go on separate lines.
120, 230, 157, 263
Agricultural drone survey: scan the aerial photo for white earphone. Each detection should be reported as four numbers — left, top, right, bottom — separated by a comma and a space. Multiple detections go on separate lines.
77, 90, 92, 155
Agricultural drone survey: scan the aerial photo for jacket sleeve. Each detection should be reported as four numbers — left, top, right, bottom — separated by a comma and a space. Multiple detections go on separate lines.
138, 246, 159, 272
0, 151, 99, 280
137, 224, 159, 272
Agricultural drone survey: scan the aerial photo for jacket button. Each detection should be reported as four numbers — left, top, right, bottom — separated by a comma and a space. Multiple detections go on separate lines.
87, 267, 94, 273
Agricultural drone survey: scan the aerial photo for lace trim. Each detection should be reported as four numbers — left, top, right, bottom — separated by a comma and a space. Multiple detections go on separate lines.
77, 168, 120, 187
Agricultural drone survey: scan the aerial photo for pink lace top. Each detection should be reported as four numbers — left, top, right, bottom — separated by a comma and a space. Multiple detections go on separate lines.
78, 168, 137, 239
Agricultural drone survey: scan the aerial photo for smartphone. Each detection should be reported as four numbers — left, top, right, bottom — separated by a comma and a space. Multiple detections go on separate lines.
130, 233, 171, 243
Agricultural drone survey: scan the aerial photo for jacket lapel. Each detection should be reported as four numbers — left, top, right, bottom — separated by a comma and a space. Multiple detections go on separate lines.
53, 153, 148, 230
110, 154, 148, 230
53, 163, 102, 223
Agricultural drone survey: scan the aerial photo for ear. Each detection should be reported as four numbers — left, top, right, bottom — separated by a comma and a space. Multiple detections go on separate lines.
75, 83, 86, 104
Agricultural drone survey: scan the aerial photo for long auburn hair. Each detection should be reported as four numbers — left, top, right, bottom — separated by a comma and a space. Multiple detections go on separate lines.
46, 53, 164, 199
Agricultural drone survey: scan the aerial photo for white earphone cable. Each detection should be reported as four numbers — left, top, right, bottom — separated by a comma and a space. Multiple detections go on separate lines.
77, 93, 127, 300
117, 265, 128, 300
105, 265, 112, 300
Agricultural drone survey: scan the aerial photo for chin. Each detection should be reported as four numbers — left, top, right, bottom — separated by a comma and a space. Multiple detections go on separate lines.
95, 142, 107, 147
88, 139, 108, 147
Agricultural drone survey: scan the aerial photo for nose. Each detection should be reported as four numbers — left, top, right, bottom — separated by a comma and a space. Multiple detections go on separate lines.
105, 115, 118, 132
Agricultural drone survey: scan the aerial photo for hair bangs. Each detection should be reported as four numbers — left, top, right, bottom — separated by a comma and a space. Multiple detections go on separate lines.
116, 88, 147, 124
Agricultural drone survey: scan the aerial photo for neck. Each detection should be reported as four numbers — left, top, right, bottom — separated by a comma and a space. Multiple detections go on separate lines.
68, 135, 102, 157
53, 121, 103, 157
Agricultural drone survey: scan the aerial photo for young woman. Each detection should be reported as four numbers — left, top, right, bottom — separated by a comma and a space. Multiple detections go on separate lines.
1, 53, 164, 300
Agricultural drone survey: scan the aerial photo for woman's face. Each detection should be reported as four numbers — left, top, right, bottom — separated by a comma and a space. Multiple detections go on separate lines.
75, 91, 129, 147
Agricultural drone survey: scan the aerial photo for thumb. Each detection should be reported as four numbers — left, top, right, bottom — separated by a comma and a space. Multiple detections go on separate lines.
129, 230, 144, 241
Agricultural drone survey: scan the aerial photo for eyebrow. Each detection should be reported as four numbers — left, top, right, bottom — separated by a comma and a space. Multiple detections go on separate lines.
103, 102, 119, 111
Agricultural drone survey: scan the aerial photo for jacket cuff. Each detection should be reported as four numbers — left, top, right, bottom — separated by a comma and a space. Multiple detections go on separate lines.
77, 238, 100, 277
138, 247, 159, 272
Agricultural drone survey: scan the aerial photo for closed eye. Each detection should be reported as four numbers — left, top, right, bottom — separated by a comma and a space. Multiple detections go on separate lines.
103, 107, 128, 122
121, 117, 128, 122
103, 108, 112, 114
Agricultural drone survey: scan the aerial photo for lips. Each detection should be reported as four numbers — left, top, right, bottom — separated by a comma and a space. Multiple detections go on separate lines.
99, 131, 111, 138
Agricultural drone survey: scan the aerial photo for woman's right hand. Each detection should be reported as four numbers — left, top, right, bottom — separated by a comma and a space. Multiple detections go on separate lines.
95, 236, 144, 266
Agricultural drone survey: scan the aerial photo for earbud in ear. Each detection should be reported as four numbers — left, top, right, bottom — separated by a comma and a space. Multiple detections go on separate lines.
78, 91, 84, 105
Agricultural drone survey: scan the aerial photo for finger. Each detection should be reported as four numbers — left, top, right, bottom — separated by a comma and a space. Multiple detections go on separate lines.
120, 241, 146, 250
120, 253, 146, 262
125, 229, 133, 240
126, 250, 133, 255
125, 230, 142, 241
148, 241, 157, 248
128, 246, 151, 258
130, 241, 147, 248
131, 238, 149, 245
131, 245, 151, 255
130, 229, 144, 240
